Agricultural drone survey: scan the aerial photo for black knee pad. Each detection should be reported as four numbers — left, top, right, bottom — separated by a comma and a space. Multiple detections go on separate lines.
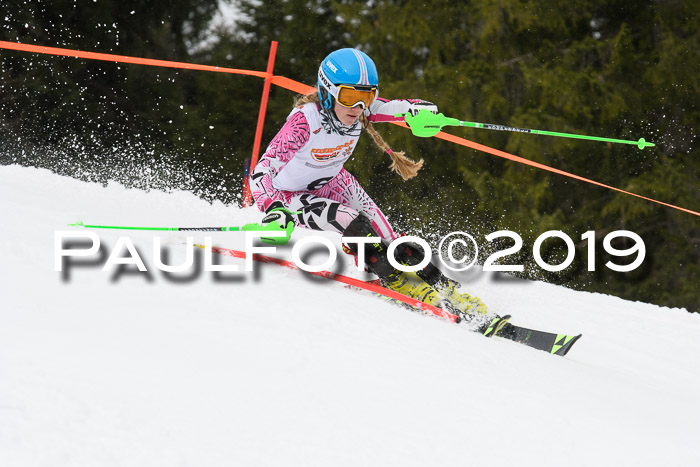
343, 217, 445, 284
396, 241, 442, 286
343, 215, 397, 279
343, 214, 377, 240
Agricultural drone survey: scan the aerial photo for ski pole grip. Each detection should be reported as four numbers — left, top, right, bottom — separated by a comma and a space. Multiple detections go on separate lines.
401, 110, 451, 137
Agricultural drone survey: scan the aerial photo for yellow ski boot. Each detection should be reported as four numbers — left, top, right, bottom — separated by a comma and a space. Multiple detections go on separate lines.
432, 278, 512, 335
383, 271, 443, 308
384, 271, 508, 335
434, 277, 489, 317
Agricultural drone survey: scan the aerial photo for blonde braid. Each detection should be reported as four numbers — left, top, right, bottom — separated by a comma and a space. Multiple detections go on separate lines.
361, 114, 423, 180
294, 92, 423, 180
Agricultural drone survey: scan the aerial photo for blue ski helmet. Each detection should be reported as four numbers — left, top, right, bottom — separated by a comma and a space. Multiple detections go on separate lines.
317, 48, 379, 110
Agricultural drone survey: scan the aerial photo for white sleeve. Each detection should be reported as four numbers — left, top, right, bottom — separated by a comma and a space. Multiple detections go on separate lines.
366, 98, 435, 123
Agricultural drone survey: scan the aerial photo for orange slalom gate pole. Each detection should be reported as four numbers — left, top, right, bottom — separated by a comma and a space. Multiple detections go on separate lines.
0, 40, 267, 78
242, 41, 278, 207
0, 40, 695, 217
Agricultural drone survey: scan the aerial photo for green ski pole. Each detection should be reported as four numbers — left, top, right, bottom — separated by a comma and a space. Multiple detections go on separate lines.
399, 109, 655, 149
69, 221, 248, 232
69, 220, 295, 245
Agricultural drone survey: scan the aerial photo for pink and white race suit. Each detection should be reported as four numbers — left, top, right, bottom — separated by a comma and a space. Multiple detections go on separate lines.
250, 98, 426, 240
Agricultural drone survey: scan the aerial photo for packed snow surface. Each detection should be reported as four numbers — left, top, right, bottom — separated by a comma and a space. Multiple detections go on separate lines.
1, 165, 698, 466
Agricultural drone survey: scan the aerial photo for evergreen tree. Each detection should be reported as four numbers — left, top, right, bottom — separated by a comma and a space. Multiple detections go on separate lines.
0, 0, 696, 310
188, 0, 352, 178
333, 0, 698, 311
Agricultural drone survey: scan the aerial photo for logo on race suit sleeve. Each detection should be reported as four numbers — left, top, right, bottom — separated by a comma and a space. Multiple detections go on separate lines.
311, 139, 355, 162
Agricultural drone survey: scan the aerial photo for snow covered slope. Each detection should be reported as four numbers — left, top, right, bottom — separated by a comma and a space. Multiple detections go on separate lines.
1, 165, 698, 467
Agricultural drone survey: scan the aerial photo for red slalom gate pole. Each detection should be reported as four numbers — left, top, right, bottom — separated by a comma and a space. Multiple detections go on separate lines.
242, 41, 278, 207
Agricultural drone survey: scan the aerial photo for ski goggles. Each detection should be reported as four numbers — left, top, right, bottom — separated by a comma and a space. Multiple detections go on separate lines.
335, 84, 378, 109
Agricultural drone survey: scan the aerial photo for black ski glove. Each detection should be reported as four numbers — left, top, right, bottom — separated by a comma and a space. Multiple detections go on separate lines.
255, 201, 297, 245
261, 201, 295, 230
406, 100, 438, 117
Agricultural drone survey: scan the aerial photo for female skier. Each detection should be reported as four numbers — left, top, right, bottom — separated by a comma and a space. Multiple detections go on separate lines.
249, 48, 488, 322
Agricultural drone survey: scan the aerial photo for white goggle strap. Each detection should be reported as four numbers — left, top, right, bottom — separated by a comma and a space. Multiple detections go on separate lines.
318, 67, 340, 101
